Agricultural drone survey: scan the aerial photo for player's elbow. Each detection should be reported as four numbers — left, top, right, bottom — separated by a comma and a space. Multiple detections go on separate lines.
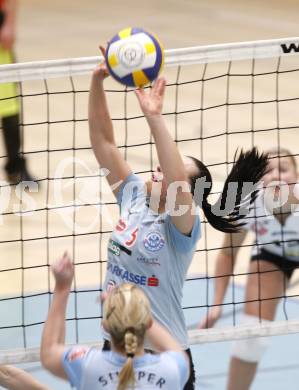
0, 366, 13, 386
89, 124, 114, 146
40, 346, 53, 372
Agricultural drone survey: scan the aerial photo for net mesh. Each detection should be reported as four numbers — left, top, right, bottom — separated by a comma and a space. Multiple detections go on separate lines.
1, 37, 299, 364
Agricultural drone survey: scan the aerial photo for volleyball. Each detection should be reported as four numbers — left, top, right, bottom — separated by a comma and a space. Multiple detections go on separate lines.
105, 27, 164, 88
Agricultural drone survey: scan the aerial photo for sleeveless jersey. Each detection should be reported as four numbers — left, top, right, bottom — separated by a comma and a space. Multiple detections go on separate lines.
62, 347, 189, 390
243, 192, 299, 261
103, 174, 201, 349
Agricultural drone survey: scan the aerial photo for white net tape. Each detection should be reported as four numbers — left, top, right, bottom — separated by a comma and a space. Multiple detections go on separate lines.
0, 36, 298, 83
1, 320, 299, 364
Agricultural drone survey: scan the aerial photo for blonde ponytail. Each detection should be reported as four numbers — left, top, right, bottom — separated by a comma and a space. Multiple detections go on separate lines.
117, 330, 138, 390
104, 284, 151, 390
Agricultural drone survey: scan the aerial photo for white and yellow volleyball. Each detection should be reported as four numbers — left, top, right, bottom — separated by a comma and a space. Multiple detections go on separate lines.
105, 27, 164, 88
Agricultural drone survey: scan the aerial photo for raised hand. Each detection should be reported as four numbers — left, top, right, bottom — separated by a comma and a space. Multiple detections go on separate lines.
51, 252, 74, 289
198, 306, 222, 329
135, 77, 166, 118
93, 45, 110, 81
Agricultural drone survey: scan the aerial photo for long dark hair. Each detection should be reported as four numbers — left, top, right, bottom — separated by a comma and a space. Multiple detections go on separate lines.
188, 147, 269, 233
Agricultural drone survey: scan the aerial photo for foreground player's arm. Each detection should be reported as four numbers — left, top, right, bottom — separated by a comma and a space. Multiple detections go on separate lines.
88, 48, 131, 197
41, 253, 74, 379
147, 321, 182, 353
147, 321, 189, 387
1, 0, 17, 50
199, 230, 247, 328
147, 321, 189, 360
0, 365, 50, 390
135, 78, 194, 235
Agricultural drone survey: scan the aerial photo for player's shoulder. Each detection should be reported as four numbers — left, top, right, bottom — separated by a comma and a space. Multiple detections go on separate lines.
117, 172, 147, 208
65, 346, 90, 361
64, 346, 101, 363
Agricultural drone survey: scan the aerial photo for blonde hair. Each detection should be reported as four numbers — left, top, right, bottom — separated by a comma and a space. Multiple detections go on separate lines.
103, 284, 151, 390
266, 147, 297, 169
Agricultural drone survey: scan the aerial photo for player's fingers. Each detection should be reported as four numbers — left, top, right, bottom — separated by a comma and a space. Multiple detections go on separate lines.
101, 291, 108, 303
99, 45, 106, 57
62, 251, 70, 261
52, 252, 72, 274
198, 315, 212, 329
96, 291, 107, 304
198, 320, 207, 329
134, 87, 145, 100
51, 260, 62, 275
96, 63, 109, 79
98, 46, 110, 77
60, 253, 69, 269
151, 78, 161, 99
155, 77, 166, 97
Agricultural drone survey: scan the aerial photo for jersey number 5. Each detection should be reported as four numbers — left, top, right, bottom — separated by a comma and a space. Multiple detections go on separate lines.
125, 228, 139, 247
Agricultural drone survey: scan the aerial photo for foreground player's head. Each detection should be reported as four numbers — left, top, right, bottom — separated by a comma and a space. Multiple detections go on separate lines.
103, 284, 152, 390
150, 156, 199, 200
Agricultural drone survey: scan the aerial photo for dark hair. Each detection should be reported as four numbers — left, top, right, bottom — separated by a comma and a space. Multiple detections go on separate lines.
188, 147, 269, 233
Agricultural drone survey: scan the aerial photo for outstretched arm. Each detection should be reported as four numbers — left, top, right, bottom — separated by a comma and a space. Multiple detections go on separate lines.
40, 253, 74, 379
147, 321, 190, 386
135, 78, 194, 235
147, 321, 188, 364
0, 365, 50, 390
147, 320, 184, 353
199, 230, 247, 328
89, 47, 131, 197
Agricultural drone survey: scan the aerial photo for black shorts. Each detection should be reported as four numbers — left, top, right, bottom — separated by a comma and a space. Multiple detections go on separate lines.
103, 339, 196, 390
251, 248, 299, 279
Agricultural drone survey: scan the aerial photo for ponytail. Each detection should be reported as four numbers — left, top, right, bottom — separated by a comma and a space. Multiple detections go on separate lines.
189, 147, 268, 233
117, 330, 138, 390
117, 357, 134, 390
104, 284, 151, 390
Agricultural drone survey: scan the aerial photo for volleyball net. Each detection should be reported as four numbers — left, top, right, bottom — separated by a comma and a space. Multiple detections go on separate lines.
1, 36, 299, 364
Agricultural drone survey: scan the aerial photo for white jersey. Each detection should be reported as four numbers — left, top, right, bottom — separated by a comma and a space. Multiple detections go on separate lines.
243, 193, 299, 261
62, 346, 189, 390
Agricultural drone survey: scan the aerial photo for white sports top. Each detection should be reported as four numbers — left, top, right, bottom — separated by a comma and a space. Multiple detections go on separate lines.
243, 191, 299, 261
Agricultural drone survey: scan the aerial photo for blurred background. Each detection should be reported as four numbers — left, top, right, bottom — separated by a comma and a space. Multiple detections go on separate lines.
18, 0, 299, 61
